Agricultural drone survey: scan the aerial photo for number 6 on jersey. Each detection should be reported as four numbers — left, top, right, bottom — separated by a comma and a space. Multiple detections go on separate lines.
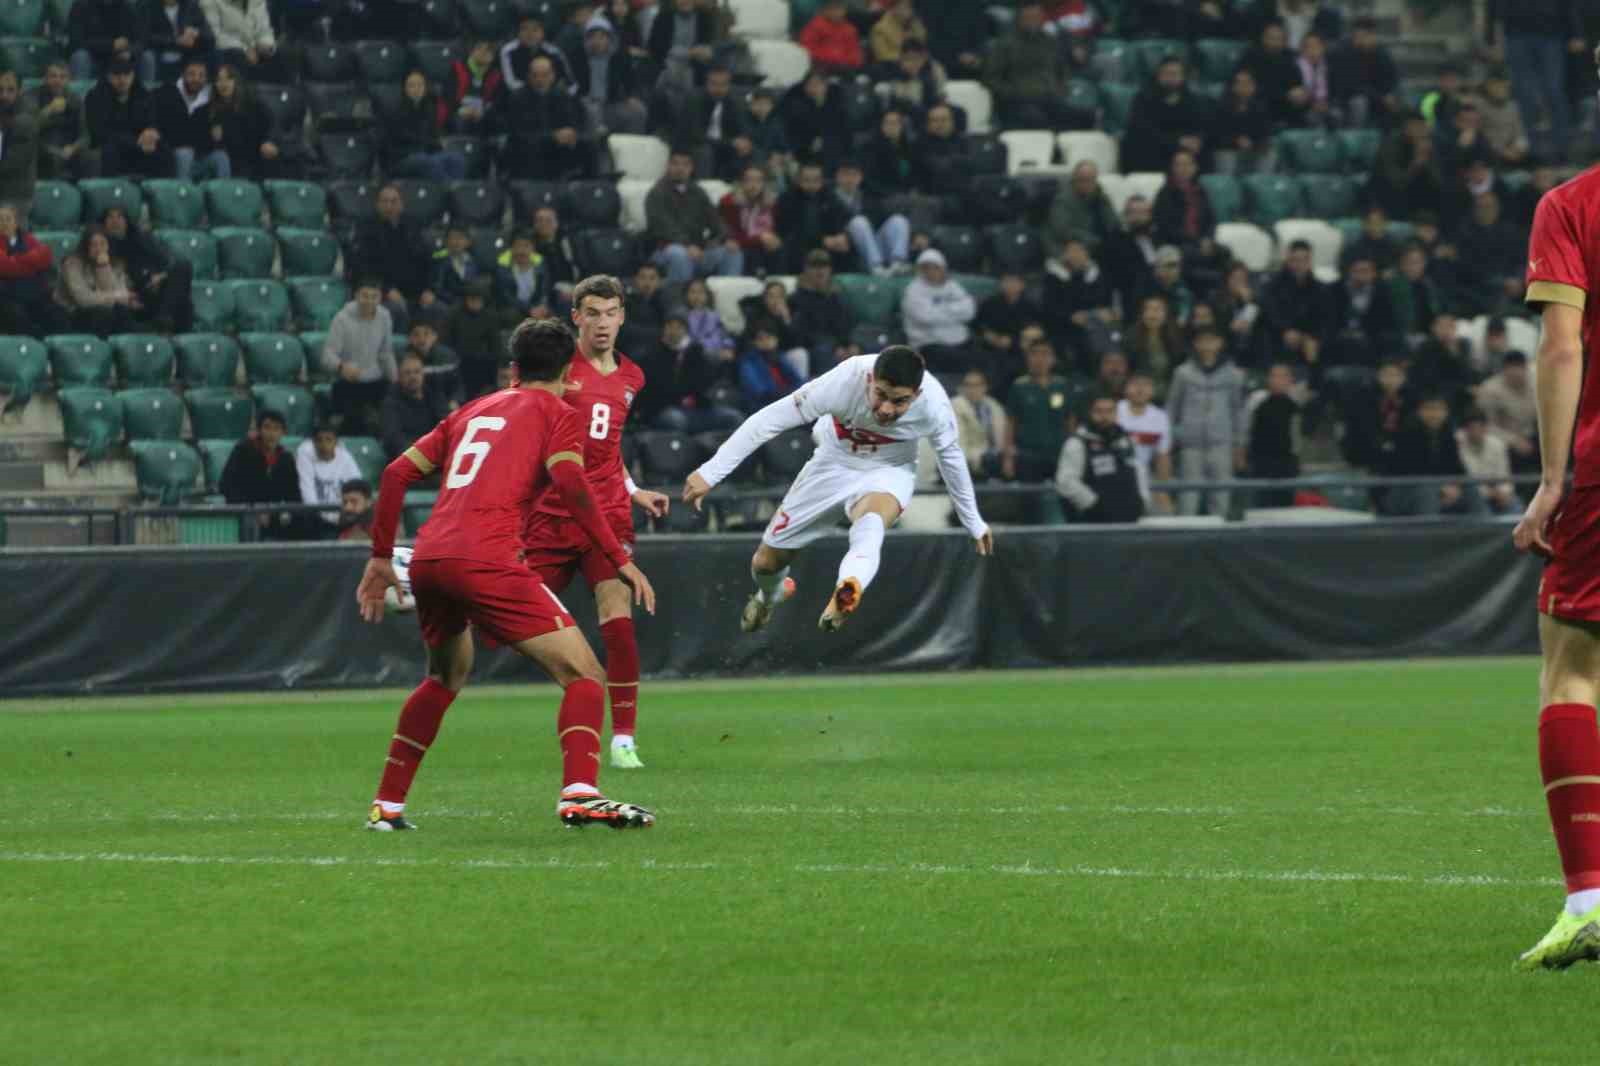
446, 416, 506, 488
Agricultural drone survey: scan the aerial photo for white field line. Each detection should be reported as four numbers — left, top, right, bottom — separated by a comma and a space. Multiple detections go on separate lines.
2, 803, 1540, 825
0, 849, 1556, 889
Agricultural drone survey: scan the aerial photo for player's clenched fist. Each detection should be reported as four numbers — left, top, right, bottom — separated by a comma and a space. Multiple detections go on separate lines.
682, 472, 711, 512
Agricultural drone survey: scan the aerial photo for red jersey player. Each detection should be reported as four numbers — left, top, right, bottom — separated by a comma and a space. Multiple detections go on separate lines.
1512, 107, 1600, 967
521, 275, 669, 770
354, 318, 658, 831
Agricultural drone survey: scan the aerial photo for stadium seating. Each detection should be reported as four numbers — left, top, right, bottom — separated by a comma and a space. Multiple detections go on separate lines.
153, 229, 218, 280
286, 277, 348, 331
835, 273, 909, 326
410, 40, 464, 85
706, 276, 765, 335
130, 440, 203, 504
1297, 174, 1360, 222
33, 228, 75, 264
728, 0, 788, 40
699, 179, 731, 207
0, 335, 48, 410
174, 334, 241, 388
186, 388, 256, 441
967, 174, 1028, 225
985, 223, 1045, 274
354, 39, 409, 83
746, 39, 809, 89
608, 134, 670, 183
507, 180, 562, 219
1058, 131, 1118, 175
571, 230, 638, 278
469, 229, 508, 271
256, 84, 307, 134
344, 436, 387, 484
0, 0, 44, 35
203, 179, 267, 227
30, 180, 80, 228
229, 279, 292, 332
143, 179, 205, 228
944, 80, 992, 135
319, 134, 376, 179
562, 180, 622, 230
1193, 38, 1246, 83
617, 178, 652, 234
214, 228, 278, 279
276, 228, 341, 275
326, 181, 380, 228
110, 334, 175, 387
1215, 222, 1274, 272
930, 225, 982, 273
47, 334, 114, 388
999, 130, 1054, 175
264, 180, 328, 229
302, 42, 356, 81
1098, 84, 1136, 133
1242, 174, 1304, 228
391, 179, 448, 227
250, 385, 315, 436
637, 431, 701, 483
121, 388, 186, 441
240, 333, 307, 384
1199, 173, 1244, 222
77, 177, 142, 222
761, 428, 815, 480
447, 181, 505, 228
190, 281, 237, 334
58, 387, 123, 460
1276, 130, 1344, 174
197, 438, 235, 491
460, 0, 515, 37
1064, 79, 1099, 121
1337, 128, 1382, 174
0, 35, 56, 78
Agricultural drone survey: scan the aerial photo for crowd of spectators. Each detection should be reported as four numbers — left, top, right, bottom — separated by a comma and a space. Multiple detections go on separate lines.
0, 0, 1581, 523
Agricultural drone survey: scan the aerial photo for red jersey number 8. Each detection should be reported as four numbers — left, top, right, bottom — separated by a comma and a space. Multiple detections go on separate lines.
589, 403, 611, 440
445, 415, 506, 488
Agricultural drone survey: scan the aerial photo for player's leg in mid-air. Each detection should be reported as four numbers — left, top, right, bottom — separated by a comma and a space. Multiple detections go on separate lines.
367, 627, 474, 831
591, 575, 646, 768
818, 492, 902, 632
744, 541, 798, 632
513, 624, 654, 828
1518, 611, 1600, 968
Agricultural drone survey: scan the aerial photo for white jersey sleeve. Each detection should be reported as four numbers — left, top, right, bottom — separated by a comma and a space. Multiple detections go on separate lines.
926, 385, 989, 539
696, 360, 867, 488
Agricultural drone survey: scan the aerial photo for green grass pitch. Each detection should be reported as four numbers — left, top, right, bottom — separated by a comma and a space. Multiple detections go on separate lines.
3, 659, 1596, 1065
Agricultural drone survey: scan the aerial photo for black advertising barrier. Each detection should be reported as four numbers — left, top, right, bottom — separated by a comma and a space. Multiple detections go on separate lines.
0, 521, 1542, 696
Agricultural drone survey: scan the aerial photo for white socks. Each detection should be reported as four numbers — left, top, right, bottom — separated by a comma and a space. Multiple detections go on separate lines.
377, 800, 404, 814
611, 735, 635, 751
753, 565, 792, 605
1567, 888, 1600, 917
837, 512, 885, 592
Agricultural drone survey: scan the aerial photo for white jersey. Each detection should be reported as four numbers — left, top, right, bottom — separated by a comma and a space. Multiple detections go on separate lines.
695, 354, 989, 539
1116, 399, 1171, 500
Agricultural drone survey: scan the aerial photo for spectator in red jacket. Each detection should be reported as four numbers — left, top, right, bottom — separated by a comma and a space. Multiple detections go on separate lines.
0, 202, 70, 337
446, 39, 504, 133
799, 0, 864, 75
719, 163, 783, 276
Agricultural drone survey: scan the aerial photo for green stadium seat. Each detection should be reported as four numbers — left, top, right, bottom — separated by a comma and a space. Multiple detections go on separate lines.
130, 440, 203, 504
1126, 39, 1186, 83
835, 273, 908, 326
287, 276, 349, 331
311, 380, 333, 422
109, 333, 175, 387
460, 0, 514, 37
1089, 37, 1127, 82
403, 489, 437, 536
240, 332, 306, 383
250, 384, 314, 436
342, 435, 386, 484
1199, 173, 1243, 222
142, 178, 205, 228
120, 387, 185, 441
190, 280, 237, 333
264, 179, 328, 229
275, 227, 339, 275
0, 35, 57, 77
77, 177, 142, 222
173, 333, 241, 388
1337, 128, 1381, 174
1193, 38, 1245, 83
1297, 174, 1359, 221
214, 226, 277, 279
46, 334, 113, 387
1064, 79, 1099, 117
0, 0, 46, 35
180, 514, 241, 544
0, 334, 49, 410
1276, 130, 1344, 174
154, 229, 218, 280
227, 279, 290, 332
1331, 217, 1362, 249
1242, 174, 1304, 228
202, 178, 265, 227
354, 39, 409, 83
58, 386, 123, 460
186, 388, 255, 440
410, 40, 463, 85
33, 228, 76, 262
299, 332, 329, 377
954, 273, 999, 304
1098, 83, 1136, 134
197, 438, 236, 491
29, 180, 80, 228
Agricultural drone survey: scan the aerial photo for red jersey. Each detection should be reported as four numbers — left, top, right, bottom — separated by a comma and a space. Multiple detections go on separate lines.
407, 387, 584, 567
532, 351, 644, 524
1528, 169, 1600, 486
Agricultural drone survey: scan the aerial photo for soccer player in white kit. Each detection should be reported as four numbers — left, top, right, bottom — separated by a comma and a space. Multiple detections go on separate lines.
681, 346, 993, 631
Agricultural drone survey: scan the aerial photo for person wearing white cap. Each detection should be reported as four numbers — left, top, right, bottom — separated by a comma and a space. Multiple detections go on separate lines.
901, 248, 977, 373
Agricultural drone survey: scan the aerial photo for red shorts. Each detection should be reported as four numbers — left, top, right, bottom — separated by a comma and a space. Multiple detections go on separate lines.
1541, 487, 1600, 622
409, 556, 576, 649
521, 510, 635, 595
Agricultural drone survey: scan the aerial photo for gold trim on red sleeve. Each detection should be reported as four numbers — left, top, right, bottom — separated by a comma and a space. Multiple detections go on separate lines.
403, 446, 436, 474
545, 450, 583, 469
1527, 281, 1587, 311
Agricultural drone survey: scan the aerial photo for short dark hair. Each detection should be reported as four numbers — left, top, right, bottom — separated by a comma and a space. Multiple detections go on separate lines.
1487, 316, 1508, 334
509, 318, 577, 382
341, 478, 372, 497
510, 229, 535, 245
1288, 239, 1312, 254
258, 409, 286, 430
874, 345, 925, 390
1461, 407, 1487, 426
313, 422, 337, 438
354, 275, 383, 292
1191, 326, 1224, 344
573, 273, 625, 308
1502, 350, 1528, 367
1418, 392, 1450, 408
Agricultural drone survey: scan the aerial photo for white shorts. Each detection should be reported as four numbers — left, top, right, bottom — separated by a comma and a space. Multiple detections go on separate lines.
761, 453, 917, 550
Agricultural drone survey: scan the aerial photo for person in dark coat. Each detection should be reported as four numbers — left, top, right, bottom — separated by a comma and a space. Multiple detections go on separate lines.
647, 0, 724, 88
206, 63, 290, 180
672, 65, 748, 181
380, 353, 452, 459
1322, 253, 1400, 370
632, 313, 742, 431
780, 69, 850, 171
1235, 19, 1309, 126
1381, 393, 1484, 516
103, 203, 193, 332
498, 54, 592, 180
1055, 393, 1145, 524
145, 57, 226, 180
27, 62, 96, 180
219, 409, 301, 540
443, 278, 504, 400
0, 71, 38, 215
84, 56, 166, 178
1151, 149, 1216, 251
774, 160, 852, 273
68, 0, 143, 82
382, 70, 465, 182
862, 107, 917, 197
1122, 56, 1211, 174
349, 184, 433, 331
138, 0, 213, 88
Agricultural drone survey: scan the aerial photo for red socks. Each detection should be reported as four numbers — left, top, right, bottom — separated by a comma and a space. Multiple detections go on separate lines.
1540, 703, 1600, 893
375, 679, 457, 806
600, 617, 640, 739
558, 678, 606, 790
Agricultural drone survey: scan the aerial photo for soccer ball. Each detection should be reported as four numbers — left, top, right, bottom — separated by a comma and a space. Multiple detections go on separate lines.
384, 546, 417, 613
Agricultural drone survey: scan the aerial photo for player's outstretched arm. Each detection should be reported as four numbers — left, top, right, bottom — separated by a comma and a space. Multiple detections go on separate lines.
549, 455, 656, 614
1514, 301, 1583, 557
624, 471, 670, 518
685, 393, 812, 510
358, 447, 436, 622
932, 432, 993, 555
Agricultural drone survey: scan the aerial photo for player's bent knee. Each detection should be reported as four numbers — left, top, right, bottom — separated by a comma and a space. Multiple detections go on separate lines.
751, 544, 789, 573
1539, 614, 1600, 706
